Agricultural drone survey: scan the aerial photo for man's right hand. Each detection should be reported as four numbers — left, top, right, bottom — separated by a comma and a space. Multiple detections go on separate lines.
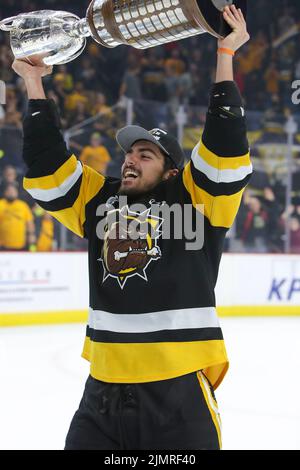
12, 59, 51, 99
12, 58, 53, 80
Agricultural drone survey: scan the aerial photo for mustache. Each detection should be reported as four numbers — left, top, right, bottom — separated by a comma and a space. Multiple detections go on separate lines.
122, 166, 141, 178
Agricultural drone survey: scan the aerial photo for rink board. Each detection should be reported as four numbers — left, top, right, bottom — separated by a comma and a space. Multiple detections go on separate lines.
0, 252, 299, 326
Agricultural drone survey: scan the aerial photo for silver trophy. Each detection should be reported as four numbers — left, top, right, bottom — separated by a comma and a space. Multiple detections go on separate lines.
0, 0, 247, 66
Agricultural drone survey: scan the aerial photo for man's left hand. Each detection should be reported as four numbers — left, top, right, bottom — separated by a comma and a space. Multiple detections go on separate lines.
218, 4, 250, 52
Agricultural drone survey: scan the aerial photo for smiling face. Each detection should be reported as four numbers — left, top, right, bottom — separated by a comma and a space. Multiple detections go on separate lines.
119, 140, 172, 196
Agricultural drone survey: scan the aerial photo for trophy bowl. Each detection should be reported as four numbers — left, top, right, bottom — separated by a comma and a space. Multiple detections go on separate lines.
0, 10, 87, 66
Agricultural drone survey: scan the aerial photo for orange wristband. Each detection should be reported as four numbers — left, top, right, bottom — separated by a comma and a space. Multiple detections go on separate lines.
217, 47, 235, 56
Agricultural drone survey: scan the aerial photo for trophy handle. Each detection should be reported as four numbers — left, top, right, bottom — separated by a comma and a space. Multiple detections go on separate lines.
0, 16, 18, 31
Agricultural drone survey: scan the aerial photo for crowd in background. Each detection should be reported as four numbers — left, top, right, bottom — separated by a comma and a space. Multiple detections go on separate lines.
0, 0, 300, 252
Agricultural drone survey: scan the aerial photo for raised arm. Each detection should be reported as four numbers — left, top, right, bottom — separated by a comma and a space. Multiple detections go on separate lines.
183, 4, 252, 230
12, 60, 106, 239
216, 4, 249, 83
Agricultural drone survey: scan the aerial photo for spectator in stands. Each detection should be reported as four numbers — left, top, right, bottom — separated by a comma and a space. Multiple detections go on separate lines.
0, 165, 18, 195
187, 63, 210, 106
77, 56, 99, 91
176, 63, 193, 105
0, 88, 22, 129
92, 92, 113, 117
32, 205, 56, 252
140, 49, 167, 102
164, 47, 186, 76
51, 76, 67, 111
15, 77, 29, 115
66, 100, 90, 128
290, 217, 300, 254
36, 212, 55, 252
0, 164, 33, 204
240, 196, 268, 252
119, 55, 142, 101
189, 48, 204, 72
280, 203, 300, 253
264, 61, 280, 97
53, 64, 74, 92
0, 183, 36, 251
239, 190, 279, 253
262, 187, 282, 252
65, 81, 88, 113
0, 43, 14, 83
92, 94, 115, 136
164, 63, 181, 113
80, 132, 111, 175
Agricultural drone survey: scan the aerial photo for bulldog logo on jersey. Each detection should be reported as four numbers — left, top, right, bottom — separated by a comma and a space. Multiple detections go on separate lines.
98, 206, 163, 289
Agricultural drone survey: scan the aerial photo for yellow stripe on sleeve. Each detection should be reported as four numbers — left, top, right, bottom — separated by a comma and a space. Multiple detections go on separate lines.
199, 141, 251, 170
183, 162, 244, 228
24, 155, 78, 190
48, 165, 106, 237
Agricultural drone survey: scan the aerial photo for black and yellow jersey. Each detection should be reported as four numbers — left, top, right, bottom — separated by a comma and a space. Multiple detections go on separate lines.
22, 81, 252, 390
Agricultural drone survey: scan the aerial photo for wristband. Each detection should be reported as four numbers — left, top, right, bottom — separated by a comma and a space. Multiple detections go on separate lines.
217, 47, 235, 56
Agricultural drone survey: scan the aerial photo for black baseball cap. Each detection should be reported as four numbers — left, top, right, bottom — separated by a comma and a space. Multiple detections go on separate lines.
116, 126, 185, 170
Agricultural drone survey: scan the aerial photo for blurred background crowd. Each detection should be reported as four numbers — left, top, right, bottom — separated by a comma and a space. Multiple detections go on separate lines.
0, 0, 300, 253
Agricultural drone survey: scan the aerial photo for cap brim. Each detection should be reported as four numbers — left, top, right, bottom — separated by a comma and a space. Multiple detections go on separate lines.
116, 125, 170, 156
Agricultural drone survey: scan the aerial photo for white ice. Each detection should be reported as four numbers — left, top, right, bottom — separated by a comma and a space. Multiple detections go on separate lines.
0, 317, 300, 450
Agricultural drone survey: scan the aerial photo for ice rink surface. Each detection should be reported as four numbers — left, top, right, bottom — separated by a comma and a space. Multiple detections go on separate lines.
1, 317, 300, 450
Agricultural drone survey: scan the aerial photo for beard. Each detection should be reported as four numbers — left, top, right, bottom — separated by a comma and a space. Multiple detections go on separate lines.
118, 173, 165, 198
118, 186, 146, 197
